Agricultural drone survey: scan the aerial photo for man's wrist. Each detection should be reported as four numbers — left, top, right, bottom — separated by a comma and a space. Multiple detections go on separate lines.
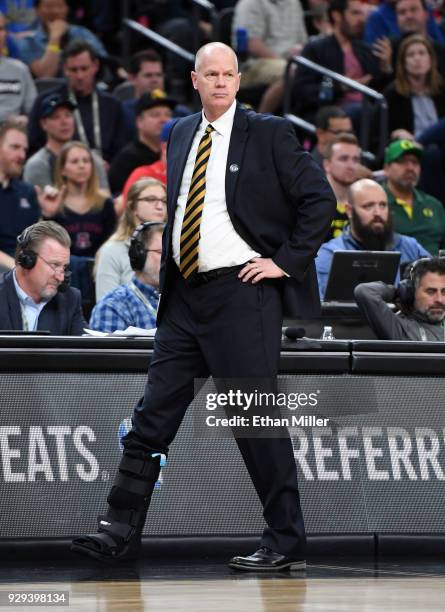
47, 43, 61, 53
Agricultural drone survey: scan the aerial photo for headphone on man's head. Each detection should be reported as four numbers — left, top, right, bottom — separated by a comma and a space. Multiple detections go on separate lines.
128, 221, 165, 272
398, 258, 432, 307
16, 225, 72, 292
16, 227, 38, 269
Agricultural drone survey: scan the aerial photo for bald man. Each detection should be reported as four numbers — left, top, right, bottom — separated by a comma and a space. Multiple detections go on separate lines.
316, 178, 430, 299
73, 42, 336, 570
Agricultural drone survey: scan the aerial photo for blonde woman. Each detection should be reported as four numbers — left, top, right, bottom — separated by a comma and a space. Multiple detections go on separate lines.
41, 141, 116, 258
95, 178, 167, 300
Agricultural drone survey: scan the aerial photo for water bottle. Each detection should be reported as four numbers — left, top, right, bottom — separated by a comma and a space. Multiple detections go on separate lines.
321, 325, 335, 340
236, 27, 249, 63
319, 76, 334, 103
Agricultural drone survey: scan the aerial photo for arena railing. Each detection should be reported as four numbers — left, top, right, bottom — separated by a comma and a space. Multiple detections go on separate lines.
123, 19, 196, 65
284, 55, 388, 161
284, 112, 376, 167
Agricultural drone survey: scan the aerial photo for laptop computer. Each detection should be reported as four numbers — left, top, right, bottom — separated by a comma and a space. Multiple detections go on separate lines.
324, 250, 401, 303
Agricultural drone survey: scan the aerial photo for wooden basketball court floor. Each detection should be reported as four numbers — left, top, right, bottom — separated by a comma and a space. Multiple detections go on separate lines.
1, 555, 444, 611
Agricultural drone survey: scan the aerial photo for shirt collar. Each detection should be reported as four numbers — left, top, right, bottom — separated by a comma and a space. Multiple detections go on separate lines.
201, 99, 237, 137
342, 224, 396, 250
133, 275, 159, 299
13, 269, 37, 306
13, 269, 50, 307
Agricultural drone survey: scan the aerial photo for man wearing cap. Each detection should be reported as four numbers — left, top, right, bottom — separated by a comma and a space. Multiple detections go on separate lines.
27, 40, 127, 163
23, 92, 109, 192
122, 50, 190, 142
108, 90, 175, 195
384, 139, 445, 254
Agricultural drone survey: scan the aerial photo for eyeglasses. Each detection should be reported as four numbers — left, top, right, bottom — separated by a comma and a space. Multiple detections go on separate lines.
38, 254, 69, 274
137, 196, 167, 205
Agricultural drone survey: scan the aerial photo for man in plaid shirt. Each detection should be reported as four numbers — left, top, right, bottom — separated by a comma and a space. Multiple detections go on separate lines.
89, 222, 164, 332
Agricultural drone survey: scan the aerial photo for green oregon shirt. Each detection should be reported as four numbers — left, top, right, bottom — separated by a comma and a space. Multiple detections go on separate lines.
384, 186, 445, 255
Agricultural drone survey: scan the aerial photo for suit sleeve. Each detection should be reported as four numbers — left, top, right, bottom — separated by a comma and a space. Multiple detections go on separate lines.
354, 282, 406, 340
69, 289, 87, 336
271, 121, 337, 282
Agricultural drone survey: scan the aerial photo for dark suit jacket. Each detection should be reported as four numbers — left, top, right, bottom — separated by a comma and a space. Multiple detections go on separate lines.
292, 34, 391, 117
0, 271, 86, 335
383, 82, 445, 134
158, 104, 336, 321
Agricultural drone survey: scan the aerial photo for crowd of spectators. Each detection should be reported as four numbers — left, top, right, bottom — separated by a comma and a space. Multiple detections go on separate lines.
1, 0, 445, 338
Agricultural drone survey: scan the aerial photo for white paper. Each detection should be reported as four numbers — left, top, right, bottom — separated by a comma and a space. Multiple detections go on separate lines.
83, 327, 156, 337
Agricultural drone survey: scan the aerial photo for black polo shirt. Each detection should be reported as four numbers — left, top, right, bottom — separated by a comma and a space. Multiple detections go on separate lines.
0, 179, 40, 256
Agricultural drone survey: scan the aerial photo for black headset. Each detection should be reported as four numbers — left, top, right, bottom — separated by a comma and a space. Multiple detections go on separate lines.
16, 227, 38, 269
16, 226, 72, 292
398, 258, 432, 307
128, 221, 165, 272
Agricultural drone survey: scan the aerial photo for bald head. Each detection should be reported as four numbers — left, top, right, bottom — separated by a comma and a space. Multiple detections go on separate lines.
345, 179, 392, 247
191, 42, 241, 122
348, 179, 387, 207
194, 42, 239, 73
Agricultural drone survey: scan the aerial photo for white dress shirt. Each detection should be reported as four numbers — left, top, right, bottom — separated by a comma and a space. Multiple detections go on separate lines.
172, 100, 260, 272
13, 269, 48, 331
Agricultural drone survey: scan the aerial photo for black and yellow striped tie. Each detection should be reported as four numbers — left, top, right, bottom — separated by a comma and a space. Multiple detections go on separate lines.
179, 124, 214, 279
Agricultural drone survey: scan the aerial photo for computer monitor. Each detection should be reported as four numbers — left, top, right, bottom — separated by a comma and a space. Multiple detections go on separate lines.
324, 250, 401, 302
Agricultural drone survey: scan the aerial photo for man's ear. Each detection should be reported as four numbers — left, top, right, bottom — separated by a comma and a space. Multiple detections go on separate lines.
191, 71, 198, 90
344, 201, 353, 220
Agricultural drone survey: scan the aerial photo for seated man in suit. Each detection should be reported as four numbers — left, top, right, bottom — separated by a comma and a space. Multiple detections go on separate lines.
0, 220, 86, 334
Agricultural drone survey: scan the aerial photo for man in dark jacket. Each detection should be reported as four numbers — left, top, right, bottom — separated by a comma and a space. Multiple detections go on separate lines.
27, 40, 127, 162
355, 256, 445, 340
292, 0, 392, 120
0, 220, 86, 335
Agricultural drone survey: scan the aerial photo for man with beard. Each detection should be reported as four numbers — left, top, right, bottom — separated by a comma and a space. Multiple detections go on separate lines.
355, 256, 445, 340
0, 220, 86, 334
292, 0, 392, 122
0, 120, 40, 273
384, 139, 445, 254
316, 178, 429, 299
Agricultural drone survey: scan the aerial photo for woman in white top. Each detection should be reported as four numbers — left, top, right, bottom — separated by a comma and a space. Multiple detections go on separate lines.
94, 178, 167, 300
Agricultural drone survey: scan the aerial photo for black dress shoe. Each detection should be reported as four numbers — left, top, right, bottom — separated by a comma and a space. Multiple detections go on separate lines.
228, 546, 306, 571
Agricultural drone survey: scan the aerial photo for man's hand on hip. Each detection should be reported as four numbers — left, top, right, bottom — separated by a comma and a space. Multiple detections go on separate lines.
239, 258, 286, 283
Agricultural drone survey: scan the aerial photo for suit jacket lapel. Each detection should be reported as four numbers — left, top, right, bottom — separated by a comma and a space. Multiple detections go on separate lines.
5, 272, 24, 330
167, 113, 201, 221
225, 103, 249, 214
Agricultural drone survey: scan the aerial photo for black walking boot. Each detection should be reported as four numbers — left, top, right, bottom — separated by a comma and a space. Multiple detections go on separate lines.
71, 453, 164, 563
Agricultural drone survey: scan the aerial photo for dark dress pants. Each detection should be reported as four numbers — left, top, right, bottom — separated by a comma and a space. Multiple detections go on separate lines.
123, 266, 306, 557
